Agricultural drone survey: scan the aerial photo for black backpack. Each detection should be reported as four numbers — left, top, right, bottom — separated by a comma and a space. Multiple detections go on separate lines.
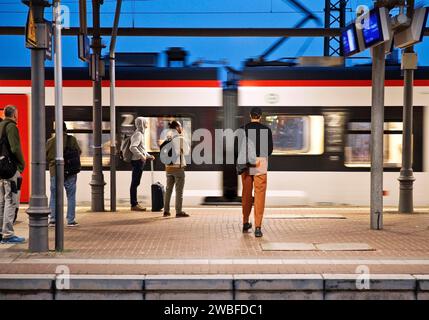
0, 122, 18, 179
64, 135, 81, 178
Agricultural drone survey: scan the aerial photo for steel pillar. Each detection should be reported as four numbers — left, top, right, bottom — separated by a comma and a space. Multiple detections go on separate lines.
370, 44, 386, 230
89, 0, 105, 212
398, 48, 417, 213
53, 0, 64, 251
24, 0, 51, 252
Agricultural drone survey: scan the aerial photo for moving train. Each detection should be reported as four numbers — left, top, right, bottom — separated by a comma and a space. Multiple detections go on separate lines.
1, 62, 429, 207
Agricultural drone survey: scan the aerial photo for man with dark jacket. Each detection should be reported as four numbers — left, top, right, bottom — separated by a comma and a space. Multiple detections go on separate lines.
239, 107, 273, 238
46, 122, 81, 227
0, 105, 26, 244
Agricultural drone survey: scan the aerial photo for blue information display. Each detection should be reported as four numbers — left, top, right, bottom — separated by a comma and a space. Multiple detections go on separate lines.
361, 9, 383, 48
341, 24, 359, 56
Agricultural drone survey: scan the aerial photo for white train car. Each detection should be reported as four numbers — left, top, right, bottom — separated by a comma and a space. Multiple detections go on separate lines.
1, 65, 429, 207
238, 66, 429, 206
0, 66, 224, 207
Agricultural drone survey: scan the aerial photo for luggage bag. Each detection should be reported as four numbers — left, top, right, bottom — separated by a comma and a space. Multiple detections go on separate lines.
150, 160, 165, 212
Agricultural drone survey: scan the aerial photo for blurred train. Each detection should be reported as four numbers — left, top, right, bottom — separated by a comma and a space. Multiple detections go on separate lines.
1, 63, 429, 207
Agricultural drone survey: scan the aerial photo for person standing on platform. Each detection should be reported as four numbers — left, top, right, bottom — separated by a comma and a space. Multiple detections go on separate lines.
238, 107, 273, 238
162, 120, 190, 218
47, 122, 81, 227
0, 105, 26, 244
129, 117, 155, 211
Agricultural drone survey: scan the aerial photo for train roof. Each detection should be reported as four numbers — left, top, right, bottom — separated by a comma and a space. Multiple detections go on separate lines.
241, 66, 429, 81
0, 66, 219, 81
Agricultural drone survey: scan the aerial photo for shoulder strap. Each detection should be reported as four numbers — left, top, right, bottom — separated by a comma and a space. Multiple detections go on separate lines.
0, 122, 14, 157
179, 136, 183, 168
1, 122, 13, 139
64, 134, 70, 150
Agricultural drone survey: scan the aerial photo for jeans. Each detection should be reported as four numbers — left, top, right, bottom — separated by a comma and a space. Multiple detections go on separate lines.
49, 174, 77, 224
0, 171, 20, 239
130, 160, 144, 207
164, 168, 185, 214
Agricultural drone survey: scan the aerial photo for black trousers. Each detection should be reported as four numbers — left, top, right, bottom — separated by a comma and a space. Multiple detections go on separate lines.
130, 160, 144, 207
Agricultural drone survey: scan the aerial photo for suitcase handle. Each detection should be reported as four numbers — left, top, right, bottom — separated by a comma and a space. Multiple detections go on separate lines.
150, 159, 154, 184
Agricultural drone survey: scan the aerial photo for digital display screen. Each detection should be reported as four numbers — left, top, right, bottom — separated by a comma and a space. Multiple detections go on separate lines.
361, 9, 383, 48
342, 24, 359, 56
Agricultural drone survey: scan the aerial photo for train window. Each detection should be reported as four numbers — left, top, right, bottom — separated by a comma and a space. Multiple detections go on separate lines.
119, 114, 192, 153
70, 133, 111, 167
147, 117, 192, 152
345, 122, 403, 168
263, 115, 324, 155
58, 121, 111, 167
348, 122, 403, 131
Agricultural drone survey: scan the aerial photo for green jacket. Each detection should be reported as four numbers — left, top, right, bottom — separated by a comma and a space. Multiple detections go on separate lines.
0, 118, 25, 173
46, 134, 81, 177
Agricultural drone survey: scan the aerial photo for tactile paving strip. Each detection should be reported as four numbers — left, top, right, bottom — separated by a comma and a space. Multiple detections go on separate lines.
265, 214, 346, 219
261, 242, 373, 251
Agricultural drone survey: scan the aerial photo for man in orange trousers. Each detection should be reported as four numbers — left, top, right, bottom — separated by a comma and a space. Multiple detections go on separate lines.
239, 107, 273, 238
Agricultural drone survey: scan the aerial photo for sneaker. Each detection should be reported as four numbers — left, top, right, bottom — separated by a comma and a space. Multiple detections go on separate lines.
67, 221, 79, 227
131, 204, 147, 212
163, 211, 171, 217
176, 212, 190, 218
255, 227, 263, 238
1, 235, 25, 244
243, 222, 252, 233
49, 222, 56, 227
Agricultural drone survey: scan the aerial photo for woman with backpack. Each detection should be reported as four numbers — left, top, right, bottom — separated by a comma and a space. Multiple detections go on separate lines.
161, 121, 190, 218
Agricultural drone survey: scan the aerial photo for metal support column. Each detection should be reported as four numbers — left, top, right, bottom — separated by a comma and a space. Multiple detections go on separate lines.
370, 43, 386, 230
90, 0, 105, 212
109, 0, 122, 212
53, 0, 64, 251
24, 0, 51, 252
398, 0, 416, 213
222, 88, 238, 201
109, 57, 116, 212
398, 48, 417, 213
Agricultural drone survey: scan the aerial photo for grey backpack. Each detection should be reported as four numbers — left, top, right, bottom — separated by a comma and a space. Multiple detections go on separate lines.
119, 135, 133, 163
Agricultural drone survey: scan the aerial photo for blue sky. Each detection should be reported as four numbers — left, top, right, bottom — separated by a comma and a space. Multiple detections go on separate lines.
1, 0, 429, 73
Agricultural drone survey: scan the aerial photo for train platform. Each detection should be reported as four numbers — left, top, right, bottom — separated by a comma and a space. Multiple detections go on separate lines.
1, 206, 429, 276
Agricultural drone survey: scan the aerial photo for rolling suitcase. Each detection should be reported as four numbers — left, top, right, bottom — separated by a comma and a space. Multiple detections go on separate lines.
151, 160, 165, 212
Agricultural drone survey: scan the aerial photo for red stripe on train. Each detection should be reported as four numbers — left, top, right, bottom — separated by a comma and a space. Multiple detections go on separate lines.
0, 80, 221, 87
239, 79, 429, 87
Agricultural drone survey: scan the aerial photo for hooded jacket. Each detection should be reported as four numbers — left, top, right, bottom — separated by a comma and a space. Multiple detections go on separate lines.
130, 117, 151, 161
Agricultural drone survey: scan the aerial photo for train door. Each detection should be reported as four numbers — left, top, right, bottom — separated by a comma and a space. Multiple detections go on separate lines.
0, 95, 30, 203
